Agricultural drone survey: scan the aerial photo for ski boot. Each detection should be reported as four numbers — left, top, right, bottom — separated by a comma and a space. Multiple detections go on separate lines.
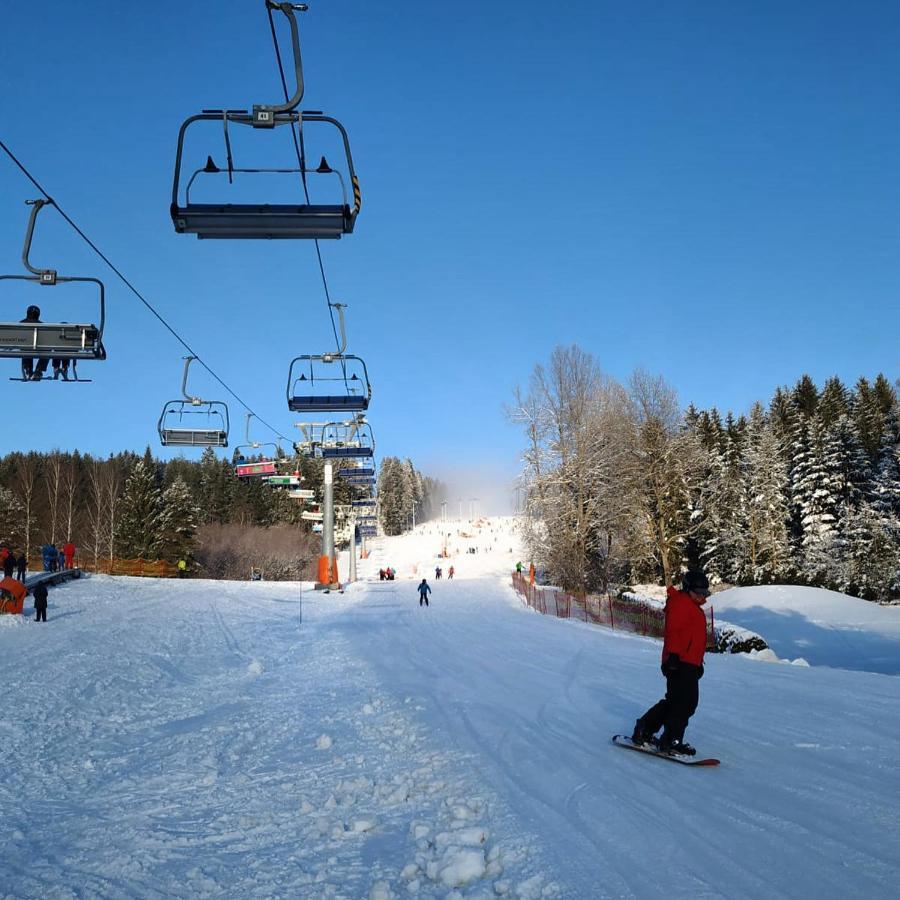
631, 719, 655, 746
658, 734, 696, 756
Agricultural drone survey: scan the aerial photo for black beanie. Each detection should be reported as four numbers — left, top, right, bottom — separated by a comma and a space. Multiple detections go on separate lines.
682, 568, 710, 593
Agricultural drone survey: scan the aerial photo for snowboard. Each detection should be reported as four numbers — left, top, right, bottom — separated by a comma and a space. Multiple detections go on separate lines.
612, 734, 720, 767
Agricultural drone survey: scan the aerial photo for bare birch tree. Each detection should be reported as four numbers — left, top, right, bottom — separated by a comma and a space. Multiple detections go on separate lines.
14, 453, 40, 559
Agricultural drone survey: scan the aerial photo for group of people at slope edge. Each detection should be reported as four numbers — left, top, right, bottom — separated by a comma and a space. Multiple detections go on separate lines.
434, 566, 454, 580
0, 547, 28, 581
41, 541, 76, 572
20, 305, 73, 381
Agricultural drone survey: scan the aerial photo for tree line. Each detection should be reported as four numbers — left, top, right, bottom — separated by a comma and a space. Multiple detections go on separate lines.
0, 448, 441, 579
509, 345, 900, 603
376, 457, 445, 536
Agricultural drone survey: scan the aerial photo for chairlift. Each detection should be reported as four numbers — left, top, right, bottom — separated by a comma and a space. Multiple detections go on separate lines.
171, 2, 360, 239
321, 416, 375, 460
233, 413, 281, 476
0, 199, 106, 382
158, 356, 230, 447
351, 498, 376, 507
337, 466, 375, 478
287, 306, 371, 412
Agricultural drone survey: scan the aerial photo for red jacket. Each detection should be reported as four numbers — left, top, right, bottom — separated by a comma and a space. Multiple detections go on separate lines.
662, 585, 707, 667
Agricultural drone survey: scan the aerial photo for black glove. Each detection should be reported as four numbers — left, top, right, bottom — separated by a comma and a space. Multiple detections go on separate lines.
662, 653, 681, 675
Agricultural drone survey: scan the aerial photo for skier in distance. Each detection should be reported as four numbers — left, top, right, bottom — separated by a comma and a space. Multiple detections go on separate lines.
631, 568, 710, 756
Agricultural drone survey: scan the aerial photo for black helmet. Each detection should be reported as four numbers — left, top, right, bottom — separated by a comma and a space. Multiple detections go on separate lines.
682, 568, 710, 596
26, 305, 40, 319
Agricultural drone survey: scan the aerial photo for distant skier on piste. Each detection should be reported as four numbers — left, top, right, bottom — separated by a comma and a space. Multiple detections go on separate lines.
418, 579, 431, 607
630, 568, 711, 757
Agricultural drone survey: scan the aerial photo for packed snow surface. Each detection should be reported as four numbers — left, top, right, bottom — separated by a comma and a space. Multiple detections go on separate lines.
2, 516, 899, 898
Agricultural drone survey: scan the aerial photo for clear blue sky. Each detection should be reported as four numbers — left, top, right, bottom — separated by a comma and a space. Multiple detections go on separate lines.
3, 1, 899, 511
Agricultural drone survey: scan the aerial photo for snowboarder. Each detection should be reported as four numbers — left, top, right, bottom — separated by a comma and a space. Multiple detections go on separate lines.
177, 559, 187, 578
33, 581, 48, 622
631, 568, 711, 756
16, 552, 26, 581
515, 560, 523, 574
418, 579, 431, 607
448, 566, 454, 580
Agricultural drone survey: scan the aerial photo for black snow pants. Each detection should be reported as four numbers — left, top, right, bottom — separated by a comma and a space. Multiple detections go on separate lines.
419, 592, 429, 607
638, 664, 701, 743
35, 605, 47, 622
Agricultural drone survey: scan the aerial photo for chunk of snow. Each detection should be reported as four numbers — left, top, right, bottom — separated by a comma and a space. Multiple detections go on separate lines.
316, 733, 333, 750
439, 849, 486, 887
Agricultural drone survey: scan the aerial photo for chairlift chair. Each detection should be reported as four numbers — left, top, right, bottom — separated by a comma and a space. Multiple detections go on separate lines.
287, 354, 371, 412
158, 356, 230, 447
233, 413, 282, 476
337, 466, 375, 478
171, 2, 360, 240
319, 417, 375, 459
1, 199, 106, 382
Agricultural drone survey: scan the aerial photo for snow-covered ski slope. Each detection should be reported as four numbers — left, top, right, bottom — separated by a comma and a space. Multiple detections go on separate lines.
2, 518, 899, 899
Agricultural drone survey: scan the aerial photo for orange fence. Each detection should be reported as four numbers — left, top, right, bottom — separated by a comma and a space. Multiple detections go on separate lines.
74, 558, 180, 578
510, 572, 716, 648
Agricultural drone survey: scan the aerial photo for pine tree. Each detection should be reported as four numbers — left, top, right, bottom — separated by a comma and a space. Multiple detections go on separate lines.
743, 406, 791, 582
116, 459, 162, 559
378, 458, 406, 535
157, 478, 200, 564
0, 485, 25, 549
197, 448, 234, 524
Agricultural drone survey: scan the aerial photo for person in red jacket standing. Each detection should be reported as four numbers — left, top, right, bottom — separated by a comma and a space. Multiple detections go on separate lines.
63, 541, 76, 570
632, 568, 711, 756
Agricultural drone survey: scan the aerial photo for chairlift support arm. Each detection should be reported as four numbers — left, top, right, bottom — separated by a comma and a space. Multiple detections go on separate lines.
254, 1, 308, 126
181, 356, 203, 404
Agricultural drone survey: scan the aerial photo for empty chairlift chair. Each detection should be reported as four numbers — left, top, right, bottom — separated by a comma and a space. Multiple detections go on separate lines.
233, 413, 281, 476
319, 418, 375, 460
158, 356, 230, 448
0, 199, 106, 382
170, 1, 360, 240
287, 354, 371, 412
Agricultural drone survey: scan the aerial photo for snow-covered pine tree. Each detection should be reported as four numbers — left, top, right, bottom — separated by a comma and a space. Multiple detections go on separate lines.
0, 485, 25, 549
841, 500, 900, 602
116, 459, 162, 559
378, 458, 406, 536
740, 403, 791, 582
156, 478, 201, 564
197, 448, 234, 524
793, 415, 842, 586
699, 412, 748, 583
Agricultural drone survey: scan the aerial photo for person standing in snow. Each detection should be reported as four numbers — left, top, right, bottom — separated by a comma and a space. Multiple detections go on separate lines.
16, 552, 27, 581
632, 568, 710, 756
177, 559, 187, 578
448, 566, 454, 580
33, 581, 49, 622
418, 579, 431, 607
2, 550, 15, 580
63, 540, 76, 569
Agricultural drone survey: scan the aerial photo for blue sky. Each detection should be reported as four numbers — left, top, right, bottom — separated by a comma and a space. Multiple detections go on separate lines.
3, 1, 899, 511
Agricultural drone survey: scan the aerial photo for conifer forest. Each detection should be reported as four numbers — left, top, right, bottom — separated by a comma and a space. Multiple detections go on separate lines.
510, 345, 900, 602
0, 448, 442, 580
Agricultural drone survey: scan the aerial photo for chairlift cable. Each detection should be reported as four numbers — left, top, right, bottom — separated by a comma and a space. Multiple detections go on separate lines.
0, 138, 291, 444
266, 8, 347, 369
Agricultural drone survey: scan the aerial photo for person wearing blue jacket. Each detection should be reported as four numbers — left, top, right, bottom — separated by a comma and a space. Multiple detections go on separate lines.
418, 579, 431, 607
